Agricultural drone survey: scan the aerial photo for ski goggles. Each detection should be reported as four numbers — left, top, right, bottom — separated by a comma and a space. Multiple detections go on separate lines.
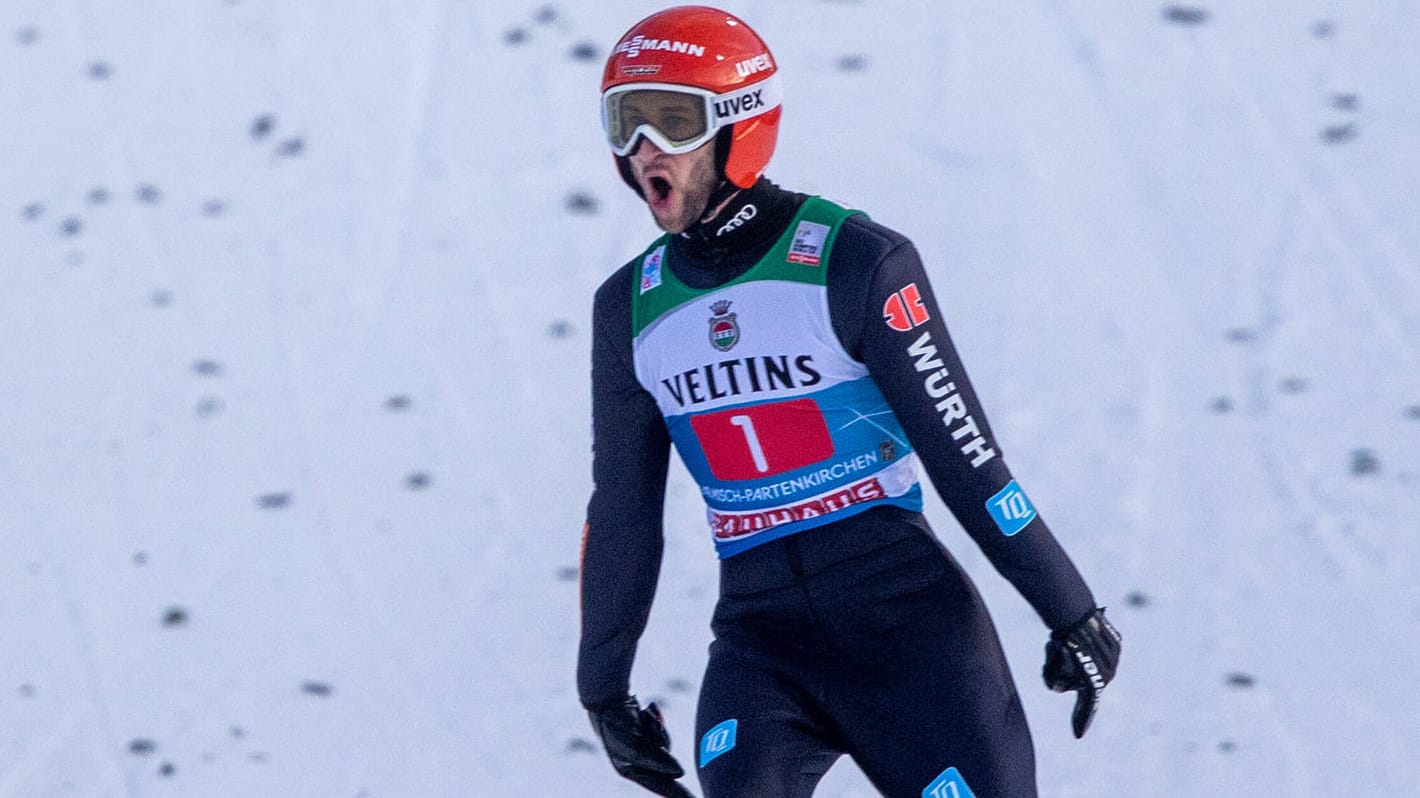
601, 74, 783, 156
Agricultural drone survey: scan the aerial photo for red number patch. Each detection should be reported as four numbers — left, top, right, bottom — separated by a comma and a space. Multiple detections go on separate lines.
690, 399, 834, 480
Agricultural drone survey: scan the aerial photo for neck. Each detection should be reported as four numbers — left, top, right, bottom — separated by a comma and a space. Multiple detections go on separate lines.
670, 176, 806, 272
681, 177, 787, 259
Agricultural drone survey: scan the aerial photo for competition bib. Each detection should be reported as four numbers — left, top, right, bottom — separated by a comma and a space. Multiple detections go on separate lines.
631, 198, 923, 557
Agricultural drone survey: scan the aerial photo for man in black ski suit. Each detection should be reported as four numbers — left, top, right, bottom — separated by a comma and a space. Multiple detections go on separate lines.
579, 7, 1122, 797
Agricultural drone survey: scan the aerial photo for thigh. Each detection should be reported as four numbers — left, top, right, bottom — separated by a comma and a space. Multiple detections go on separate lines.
831, 542, 1038, 798
695, 636, 840, 798
851, 686, 1036, 798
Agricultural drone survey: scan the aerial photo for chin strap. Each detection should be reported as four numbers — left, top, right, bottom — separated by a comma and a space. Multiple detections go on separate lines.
701, 179, 742, 222
615, 154, 644, 199
615, 126, 739, 202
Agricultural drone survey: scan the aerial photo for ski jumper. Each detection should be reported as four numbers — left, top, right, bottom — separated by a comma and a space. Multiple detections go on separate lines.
580, 180, 1097, 797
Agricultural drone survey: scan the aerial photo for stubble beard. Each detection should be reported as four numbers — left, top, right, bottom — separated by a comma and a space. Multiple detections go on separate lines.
651, 152, 717, 234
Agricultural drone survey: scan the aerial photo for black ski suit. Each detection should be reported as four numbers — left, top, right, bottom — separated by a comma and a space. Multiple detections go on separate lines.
579, 179, 1097, 797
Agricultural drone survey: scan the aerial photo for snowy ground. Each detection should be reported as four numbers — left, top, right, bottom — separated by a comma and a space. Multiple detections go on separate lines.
2, 1, 1418, 796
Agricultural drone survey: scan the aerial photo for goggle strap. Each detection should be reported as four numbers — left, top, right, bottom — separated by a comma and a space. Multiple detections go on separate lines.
709, 74, 783, 127
603, 74, 783, 155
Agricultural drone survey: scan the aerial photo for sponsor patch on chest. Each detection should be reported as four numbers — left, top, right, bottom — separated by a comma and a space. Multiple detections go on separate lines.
640, 245, 665, 294
787, 220, 830, 265
707, 300, 739, 351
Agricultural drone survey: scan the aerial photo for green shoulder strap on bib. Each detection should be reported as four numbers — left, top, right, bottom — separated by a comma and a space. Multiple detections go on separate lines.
631, 197, 863, 337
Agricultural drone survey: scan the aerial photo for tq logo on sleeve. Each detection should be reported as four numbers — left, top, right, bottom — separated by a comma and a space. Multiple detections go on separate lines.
922, 766, 976, 798
699, 719, 738, 767
986, 480, 1036, 536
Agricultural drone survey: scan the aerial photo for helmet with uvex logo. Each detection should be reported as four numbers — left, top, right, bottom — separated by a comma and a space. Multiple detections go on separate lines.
601, 6, 781, 191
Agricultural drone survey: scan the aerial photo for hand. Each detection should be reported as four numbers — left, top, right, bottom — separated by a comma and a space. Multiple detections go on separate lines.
587, 696, 695, 797
1043, 607, 1122, 738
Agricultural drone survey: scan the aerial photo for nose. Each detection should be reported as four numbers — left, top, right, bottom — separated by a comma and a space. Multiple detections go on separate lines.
630, 135, 666, 161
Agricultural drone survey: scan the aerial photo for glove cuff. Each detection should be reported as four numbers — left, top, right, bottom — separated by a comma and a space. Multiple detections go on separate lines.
1051, 606, 1108, 640
583, 694, 637, 713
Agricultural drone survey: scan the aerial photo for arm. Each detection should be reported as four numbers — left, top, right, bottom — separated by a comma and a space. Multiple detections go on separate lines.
830, 219, 1121, 736
579, 268, 696, 795
827, 219, 1094, 630
577, 267, 674, 708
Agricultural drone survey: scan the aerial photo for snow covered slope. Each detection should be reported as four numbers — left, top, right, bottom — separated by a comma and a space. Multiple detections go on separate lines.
1, 1, 1417, 795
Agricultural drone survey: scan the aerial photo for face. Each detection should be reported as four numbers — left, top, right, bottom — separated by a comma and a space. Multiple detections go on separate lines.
626, 135, 719, 234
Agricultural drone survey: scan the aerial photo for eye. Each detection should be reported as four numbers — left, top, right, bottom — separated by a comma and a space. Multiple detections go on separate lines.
621, 112, 650, 137
659, 114, 695, 138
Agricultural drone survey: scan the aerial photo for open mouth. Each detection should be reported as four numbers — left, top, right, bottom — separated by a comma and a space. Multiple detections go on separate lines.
647, 176, 672, 204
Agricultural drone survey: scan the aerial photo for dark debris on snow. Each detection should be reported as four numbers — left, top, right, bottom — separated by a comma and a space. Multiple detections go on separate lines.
1162, 6, 1210, 26
256, 493, 292, 510
274, 137, 305, 159
1225, 672, 1256, 689
836, 55, 867, 72
565, 191, 599, 214
301, 680, 333, 697
1321, 123, 1358, 145
195, 396, 225, 418
1331, 93, 1359, 112
251, 114, 276, 140
162, 606, 189, 627
1349, 449, 1380, 476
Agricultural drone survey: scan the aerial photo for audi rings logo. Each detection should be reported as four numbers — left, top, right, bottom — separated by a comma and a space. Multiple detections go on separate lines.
716, 204, 757, 237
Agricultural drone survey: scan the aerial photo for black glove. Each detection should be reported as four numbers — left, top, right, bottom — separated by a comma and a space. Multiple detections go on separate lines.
587, 696, 695, 797
1043, 607, 1122, 738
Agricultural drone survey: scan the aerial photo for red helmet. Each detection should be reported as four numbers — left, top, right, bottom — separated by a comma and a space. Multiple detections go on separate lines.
601, 6, 781, 189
